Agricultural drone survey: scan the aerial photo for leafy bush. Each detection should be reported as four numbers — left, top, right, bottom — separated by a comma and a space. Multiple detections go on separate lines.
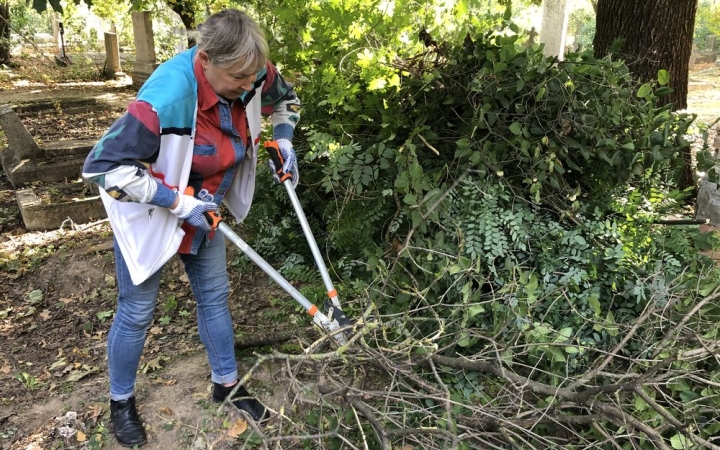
243, 11, 720, 446
694, 0, 720, 50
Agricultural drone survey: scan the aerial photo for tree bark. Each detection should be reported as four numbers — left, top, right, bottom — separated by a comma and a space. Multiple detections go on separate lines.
593, 0, 698, 111
593, 0, 698, 191
0, 1, 10, 65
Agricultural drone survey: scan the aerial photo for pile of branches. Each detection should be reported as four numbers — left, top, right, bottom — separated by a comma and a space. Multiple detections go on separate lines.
235, 283, 720, 449
240, 26, 720, 450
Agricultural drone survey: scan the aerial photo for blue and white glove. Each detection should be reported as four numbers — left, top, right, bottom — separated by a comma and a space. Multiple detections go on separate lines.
269, 138, 299, 188
169, 193, 218, 231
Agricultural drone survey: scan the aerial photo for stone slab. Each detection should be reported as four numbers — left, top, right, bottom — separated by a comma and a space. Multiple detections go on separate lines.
4, 156, 86, 187
11, 98, 98, 115
696, 179, 720, 226
16, 185, 106, 231
0, 104, 42, 165
42, 139, 96, 158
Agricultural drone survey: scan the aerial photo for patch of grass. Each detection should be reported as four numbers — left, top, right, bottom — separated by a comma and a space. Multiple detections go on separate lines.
14, 372, 41, 391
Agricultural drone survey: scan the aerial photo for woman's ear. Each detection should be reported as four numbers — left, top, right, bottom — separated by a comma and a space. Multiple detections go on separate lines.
196, 50, 210, 68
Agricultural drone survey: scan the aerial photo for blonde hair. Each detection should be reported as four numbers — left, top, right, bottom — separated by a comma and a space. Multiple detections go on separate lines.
196, 9, 269, 74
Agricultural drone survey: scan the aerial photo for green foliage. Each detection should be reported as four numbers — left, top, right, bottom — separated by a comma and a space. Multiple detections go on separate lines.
31, 0, 89, 14
241, 9, 720, 445
694, 0, 720, 49
86, 0, 135, 49
8, 0, 51, 36
567, 6, 595, 51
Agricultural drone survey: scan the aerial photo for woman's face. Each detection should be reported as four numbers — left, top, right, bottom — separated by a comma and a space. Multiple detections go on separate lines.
197, 50, 258, 99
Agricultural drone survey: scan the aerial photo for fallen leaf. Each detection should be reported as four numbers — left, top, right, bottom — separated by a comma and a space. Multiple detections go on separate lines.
159, 407, 173, 415
227, 418, 247, 438
19, 306, 36, 317
67, 365, 100, 382
27, 289, 43, 304
76, 430, 86, 442
141, 357, 166, 373
49, 358, 67, 371
88, 404, 103, 420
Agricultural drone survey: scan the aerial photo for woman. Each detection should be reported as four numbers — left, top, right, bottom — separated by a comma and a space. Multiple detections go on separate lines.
83, 9, 300, 447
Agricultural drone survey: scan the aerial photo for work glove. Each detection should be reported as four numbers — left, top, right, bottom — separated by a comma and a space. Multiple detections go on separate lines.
169, 193, 218, 231
268, 138, 299, 188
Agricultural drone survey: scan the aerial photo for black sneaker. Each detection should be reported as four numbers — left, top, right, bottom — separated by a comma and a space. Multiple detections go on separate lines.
110, 397, 147, 447
212, 382, 271, 423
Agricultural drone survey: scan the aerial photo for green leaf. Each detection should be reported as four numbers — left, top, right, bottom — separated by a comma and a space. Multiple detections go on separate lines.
657, 69, 670, 86
557, 327, 573, 339
96, 310, 114, 322
27, 290, 43, 304
467, 304, 485, 317
457, 331, 478, 347
368, 78, 387, 90
670, 434, 688, 449
456, 137, 470, 149
543, 345, 566, 363
637, 83, 653, 98
509, 122, 523, 136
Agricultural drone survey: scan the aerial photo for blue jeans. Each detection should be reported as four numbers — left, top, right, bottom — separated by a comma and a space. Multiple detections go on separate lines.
109, 234, 238, 401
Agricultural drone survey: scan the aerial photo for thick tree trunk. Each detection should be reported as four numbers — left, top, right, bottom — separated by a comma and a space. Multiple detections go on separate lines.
593, 0, 698, 191
593, 0, 697, 111
0, 1, 10, 65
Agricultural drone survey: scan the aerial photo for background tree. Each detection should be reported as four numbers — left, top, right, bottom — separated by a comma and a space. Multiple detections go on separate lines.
0, 1, 9, 64
594, 0, 698, 191
593, 0, 698, 110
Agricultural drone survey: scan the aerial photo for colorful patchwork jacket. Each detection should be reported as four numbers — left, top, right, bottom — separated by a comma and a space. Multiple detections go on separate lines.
83, 47, 300, 285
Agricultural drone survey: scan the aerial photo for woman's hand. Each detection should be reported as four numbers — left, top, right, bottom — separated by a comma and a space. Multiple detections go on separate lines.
269, 138, 299, 188
169, 194, 218, 231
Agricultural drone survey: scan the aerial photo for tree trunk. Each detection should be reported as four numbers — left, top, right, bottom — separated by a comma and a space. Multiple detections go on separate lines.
166, 0, 196, 48
593, 0, 698, 191
593, 0, 697, 111
0, 1, 10, 65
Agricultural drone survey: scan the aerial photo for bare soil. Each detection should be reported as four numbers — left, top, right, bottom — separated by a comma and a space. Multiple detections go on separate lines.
0, 65, 318, 450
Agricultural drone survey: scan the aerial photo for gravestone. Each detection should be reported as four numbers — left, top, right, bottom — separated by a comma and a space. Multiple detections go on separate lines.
523, 27, 538, 50
0, 104, 44, 186
690, 44, 699, 70
539, 0, 570, 60
697, 127, 720, 227
104, 32, 124, 79
0, 101, 115, 229
706, 34, 716, 52
131, 11, 159, 88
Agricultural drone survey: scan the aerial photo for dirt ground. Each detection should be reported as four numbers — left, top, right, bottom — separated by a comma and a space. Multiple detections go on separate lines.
0, 63, 326, 449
